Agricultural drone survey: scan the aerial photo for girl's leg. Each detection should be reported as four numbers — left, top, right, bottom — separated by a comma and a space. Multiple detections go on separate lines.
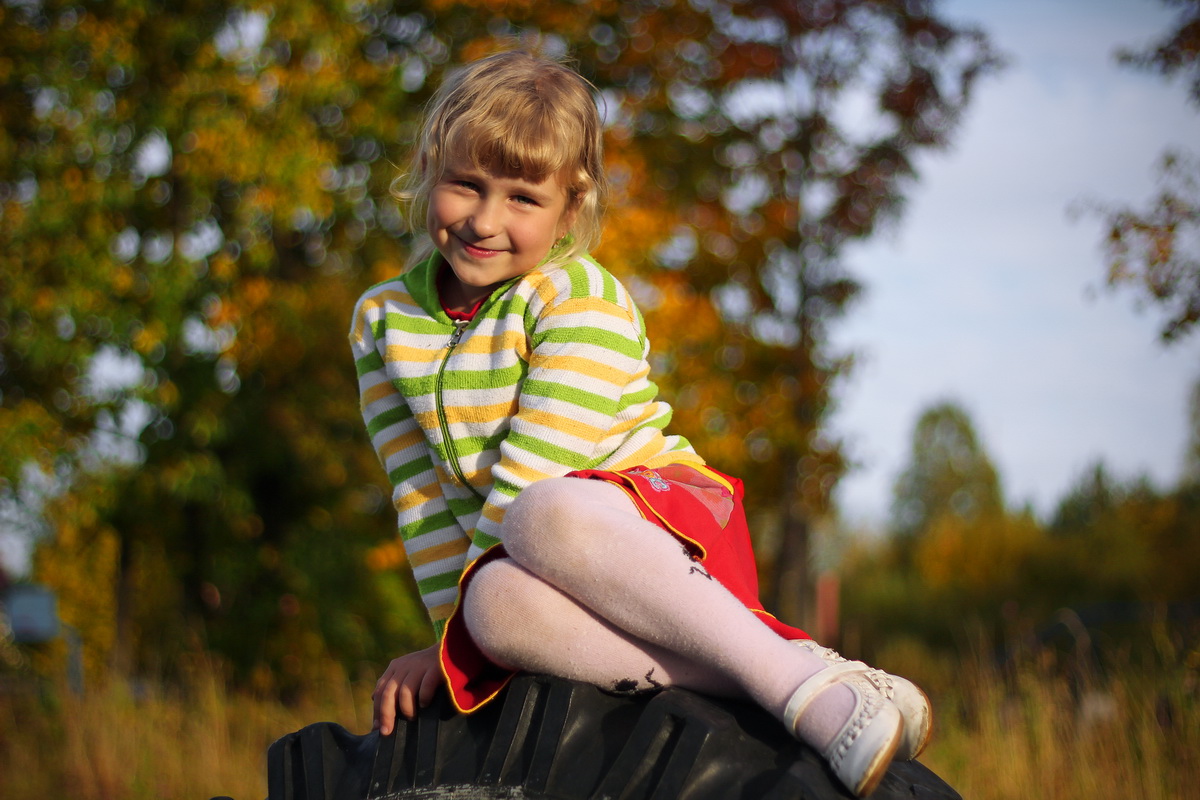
463, 557, 742, 697
493, 476, 858, 750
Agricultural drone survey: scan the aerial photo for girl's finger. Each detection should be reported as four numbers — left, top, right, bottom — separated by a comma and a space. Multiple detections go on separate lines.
418, 666, 441, 708
374, 678, 398, 735
398, 679, 417, 720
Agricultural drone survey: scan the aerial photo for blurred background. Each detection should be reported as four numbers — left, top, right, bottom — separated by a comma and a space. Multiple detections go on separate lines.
1, 0, 1197, 798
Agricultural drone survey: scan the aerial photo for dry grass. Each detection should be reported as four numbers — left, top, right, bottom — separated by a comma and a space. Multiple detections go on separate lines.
1, 646, 1196, 799
0, 656, 371, 800
876, 637, 1200, 800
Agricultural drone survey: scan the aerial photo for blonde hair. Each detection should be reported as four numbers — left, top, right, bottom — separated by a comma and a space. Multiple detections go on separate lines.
396, 50, 609, 270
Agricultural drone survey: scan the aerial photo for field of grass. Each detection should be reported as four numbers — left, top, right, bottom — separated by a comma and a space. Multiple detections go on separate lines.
1, 644, 1196, 800
874, 635, 1200, 800
0, 656, 371, 800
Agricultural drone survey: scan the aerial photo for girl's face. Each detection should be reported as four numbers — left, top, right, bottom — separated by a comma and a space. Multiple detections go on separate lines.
428, 150, 575, 310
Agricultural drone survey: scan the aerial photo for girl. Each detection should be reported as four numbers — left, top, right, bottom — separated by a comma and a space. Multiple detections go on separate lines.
350, 50, 930, 797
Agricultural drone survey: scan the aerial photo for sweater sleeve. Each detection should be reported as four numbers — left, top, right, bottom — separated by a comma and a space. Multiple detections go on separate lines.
466, 293, 656, 561
351, 292, 472, 637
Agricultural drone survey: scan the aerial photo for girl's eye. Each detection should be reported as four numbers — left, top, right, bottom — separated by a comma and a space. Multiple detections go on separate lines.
513, 195, 538, 206
452, 180, 479, 191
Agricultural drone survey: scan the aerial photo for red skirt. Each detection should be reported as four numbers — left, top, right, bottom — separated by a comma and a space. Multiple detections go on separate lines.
439, 463, 810, 713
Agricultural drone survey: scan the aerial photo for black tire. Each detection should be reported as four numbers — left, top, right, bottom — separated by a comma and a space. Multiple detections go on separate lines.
266, 673, 959, 800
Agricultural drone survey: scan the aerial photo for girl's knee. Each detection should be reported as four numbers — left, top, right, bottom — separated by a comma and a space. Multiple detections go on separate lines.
462, 558, 547, 667
464, 558, 523, 628
501, 477, 584, 566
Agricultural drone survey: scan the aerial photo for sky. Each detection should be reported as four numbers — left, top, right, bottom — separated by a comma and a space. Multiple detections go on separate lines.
829, 0, 1200, 528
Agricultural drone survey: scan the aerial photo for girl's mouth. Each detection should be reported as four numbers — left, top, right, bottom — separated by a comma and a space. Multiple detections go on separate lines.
461, 239, 501, 258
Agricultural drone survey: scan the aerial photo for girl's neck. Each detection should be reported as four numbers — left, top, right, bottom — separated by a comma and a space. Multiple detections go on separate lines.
437, 261, 489, 320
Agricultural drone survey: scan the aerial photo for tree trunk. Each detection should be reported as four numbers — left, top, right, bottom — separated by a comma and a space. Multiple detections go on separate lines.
110, 530, 135, 675
767, 457, 813, 630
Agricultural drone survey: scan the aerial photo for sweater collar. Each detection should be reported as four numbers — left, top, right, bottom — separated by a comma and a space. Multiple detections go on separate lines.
402, 253, 528, 324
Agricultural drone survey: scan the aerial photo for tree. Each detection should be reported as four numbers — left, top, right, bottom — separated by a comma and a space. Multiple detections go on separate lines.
913, 507, 1042, 614
1, 0, 433, 685
890, 401, 1003, 543
1047, 459, 1200, 606
1091, 0, 1200, 342
846, 390, 1200, 655
1186, 376, 1200, 483
2, 0, 999, 682
1048, 460, 1121, 535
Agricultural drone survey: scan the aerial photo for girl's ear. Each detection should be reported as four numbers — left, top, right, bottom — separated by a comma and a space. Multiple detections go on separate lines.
558, 188, 583, 239
558, 208, 578, 240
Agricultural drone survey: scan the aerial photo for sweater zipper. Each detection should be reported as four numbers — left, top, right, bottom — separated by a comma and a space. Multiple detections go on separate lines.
437, 319, 486, 501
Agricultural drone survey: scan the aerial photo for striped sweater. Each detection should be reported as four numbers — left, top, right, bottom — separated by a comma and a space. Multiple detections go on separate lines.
350, 253, 702, 635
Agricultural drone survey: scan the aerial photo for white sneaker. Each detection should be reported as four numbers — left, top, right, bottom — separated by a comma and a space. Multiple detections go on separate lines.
783, 667, 903, 797
792, 639, 933, 760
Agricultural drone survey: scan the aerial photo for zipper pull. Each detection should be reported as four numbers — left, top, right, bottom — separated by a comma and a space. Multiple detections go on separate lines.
448, 319, 469, 347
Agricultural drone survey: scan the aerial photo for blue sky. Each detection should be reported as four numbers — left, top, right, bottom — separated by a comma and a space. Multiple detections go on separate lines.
830, 0, 1200, 527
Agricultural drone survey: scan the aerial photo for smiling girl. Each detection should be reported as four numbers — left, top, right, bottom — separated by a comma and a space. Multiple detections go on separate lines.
349, 50, 930, 797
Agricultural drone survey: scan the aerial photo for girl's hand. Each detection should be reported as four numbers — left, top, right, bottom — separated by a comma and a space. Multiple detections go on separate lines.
372, 644, 443, 735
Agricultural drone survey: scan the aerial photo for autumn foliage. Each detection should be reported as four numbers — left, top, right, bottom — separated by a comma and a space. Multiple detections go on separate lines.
841, 400, 1200, 662
1, 0, 1000, 688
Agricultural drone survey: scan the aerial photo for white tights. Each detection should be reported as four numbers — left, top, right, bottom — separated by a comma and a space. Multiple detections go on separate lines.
462, 476, 854, 750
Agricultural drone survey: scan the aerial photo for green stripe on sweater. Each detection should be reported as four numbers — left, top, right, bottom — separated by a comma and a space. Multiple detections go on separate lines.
471, 531, 502, 551
567, 265, 591, 299
601, 270, 619, 305
447, 495, 485, 517
367, 403, 413, 437
505, 430, 596, 469
389, 456, 436, 488
438, 431, 509, 459
521, 379, 618, 415
416, 571, 461, 595
355, 349, 386, 376
400, 509, 458, 541
383, 311, 450, 337
445, 362, 525, 389
534, 326, 643, 360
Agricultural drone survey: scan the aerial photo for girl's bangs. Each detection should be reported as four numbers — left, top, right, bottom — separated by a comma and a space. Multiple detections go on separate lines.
446, 111, 577, 185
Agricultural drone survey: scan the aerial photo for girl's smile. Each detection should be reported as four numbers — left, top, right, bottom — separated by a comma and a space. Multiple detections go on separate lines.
428, 153, 575, 312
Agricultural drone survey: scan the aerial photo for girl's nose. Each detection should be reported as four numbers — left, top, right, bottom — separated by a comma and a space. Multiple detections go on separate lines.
468, 201, 502, 238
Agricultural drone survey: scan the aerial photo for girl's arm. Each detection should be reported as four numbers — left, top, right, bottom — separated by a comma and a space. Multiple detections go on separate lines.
468, 290, 679, 559
351, 293, 472, 637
